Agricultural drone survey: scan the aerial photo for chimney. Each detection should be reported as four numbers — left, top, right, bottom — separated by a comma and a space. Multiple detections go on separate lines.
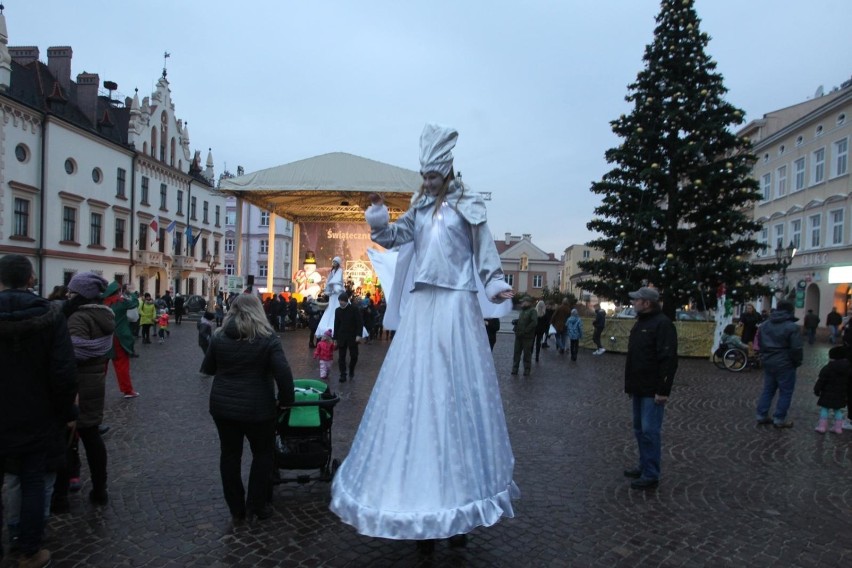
522, 233, 531, 240
47, 46, 72, 94
76, 72, 99, 126
504, 232, 511, 245
9, 46, 39, 66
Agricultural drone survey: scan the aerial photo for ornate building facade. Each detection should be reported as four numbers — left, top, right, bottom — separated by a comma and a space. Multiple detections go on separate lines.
0, 11, 226, 297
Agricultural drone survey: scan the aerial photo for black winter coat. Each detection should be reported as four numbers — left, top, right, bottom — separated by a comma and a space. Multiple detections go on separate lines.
625, 308, 678, 397
201, 322, 295, 422
334, 303, 364, 344
0, 289, 77, 454
814, 358, 849, 409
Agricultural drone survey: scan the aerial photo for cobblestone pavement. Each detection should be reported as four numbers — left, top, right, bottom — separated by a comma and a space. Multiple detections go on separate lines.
4, 320, 851, 567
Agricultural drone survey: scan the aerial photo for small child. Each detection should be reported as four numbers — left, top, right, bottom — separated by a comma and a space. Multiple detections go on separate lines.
197, 311, 215, 354
313, 329, 335, 380
157, 310, 170, 344
720, 324, 750, 351
814, 346, 850, 434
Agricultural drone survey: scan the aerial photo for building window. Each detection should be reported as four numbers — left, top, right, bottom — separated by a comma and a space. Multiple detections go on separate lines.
834, 138, 848, 177
757, 227, 768, 257
215, 205, 221, 226
64, 158, 76, 175
214, 240, 220, 257
225, 263, 235, 276
116, 168, 126, 198
91, 168, 102, 184
794, 158, 805, 191
225, 238, 235, 252
790, 219, 801, 250
141, 176, 149, 205
774, 223, 784, 248
260, 211, 270, 226
812, 148, 825, 184
158, 229, 166, 253
160, 184, 168, 210
816, 125, 824, 137
15, 144, 29, 163
839, 113, 847, 126
830, 209, 844, 246
582, 250, 591, 259
809, 214, 821, 248
779, 145, 785, 156
258, 262, 268, 277
174, 232, 183, 256
177, 190, 184, 215
203, 201, 209, 223
761, 173, 771, 200
138, 223, 148, 251
259, 239, 269, 254
226, 210, 236, 225
115, 218, 126, 249
796, 136, 804, 147
201, 237, 208, 259
89, 213, 104, 246
532, 274, 543, 288
190, 196, 197, 220
776, 165, 787, 197
13, 198, 29, 237
62, 207, 77, 242
505, 274, 514, 287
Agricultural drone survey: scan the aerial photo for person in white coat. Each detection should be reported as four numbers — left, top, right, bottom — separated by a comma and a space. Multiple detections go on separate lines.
330, 123, 519, 553
315, 256, 344, 338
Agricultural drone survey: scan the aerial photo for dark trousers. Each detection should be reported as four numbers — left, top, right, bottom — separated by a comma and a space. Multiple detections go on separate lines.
513, 335, 534, 372
130, 320, 140, 337
534, 329, 547, 359
141, 323, 152, 342
593, 326, 603, 349
79, 426, 108, 494
338, 339, 359, 378
212, 416, 275, 516
0, 451, 47, 557
569, 338, 579, 361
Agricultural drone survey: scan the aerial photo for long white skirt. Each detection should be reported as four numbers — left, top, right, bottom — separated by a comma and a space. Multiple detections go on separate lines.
330, 285, 519, 540
315, 292, 340, 337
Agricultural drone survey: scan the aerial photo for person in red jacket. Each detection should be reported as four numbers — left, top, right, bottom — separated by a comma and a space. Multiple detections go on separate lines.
313, 329, 335, 381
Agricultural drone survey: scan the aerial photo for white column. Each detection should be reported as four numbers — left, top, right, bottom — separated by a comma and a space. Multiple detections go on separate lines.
292, 222, 300, 281
235, 197, 244, 276
267, 212, 276, 292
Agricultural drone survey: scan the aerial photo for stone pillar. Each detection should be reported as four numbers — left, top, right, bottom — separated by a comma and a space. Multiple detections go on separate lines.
267, 212, 276, 292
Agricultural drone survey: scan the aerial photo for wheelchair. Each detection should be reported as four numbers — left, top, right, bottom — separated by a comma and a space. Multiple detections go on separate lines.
713, 343, 761, 372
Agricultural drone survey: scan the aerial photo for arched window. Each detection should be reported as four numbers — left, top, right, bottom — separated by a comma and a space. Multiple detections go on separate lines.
150, 127, 158, 157
170, 137, 176, 167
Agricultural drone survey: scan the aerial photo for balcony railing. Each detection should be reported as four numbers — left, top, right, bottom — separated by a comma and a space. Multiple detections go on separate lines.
173, 255, 196, 271
135, 251, 165, 268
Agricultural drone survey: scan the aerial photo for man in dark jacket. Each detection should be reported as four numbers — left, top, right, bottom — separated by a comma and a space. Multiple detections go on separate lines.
803, 309, 820, 345
623, 287, 677, 490
333, 292, 363, 383
592, 303, 607, 355
0, 255, 77, 566
826, 307, 843, 345
511, 295, 538, 376
756, 300, 803, 428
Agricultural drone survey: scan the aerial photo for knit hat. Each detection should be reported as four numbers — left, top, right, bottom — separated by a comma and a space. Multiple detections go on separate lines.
332, 256, 342, 267
68, 272, 109, 300
829, 346, 847, 360
419, 123, 457, 177
323, 329, 333, 338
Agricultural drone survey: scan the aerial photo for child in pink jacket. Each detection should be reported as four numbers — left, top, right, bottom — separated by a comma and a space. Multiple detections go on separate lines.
313, 329, 335, 380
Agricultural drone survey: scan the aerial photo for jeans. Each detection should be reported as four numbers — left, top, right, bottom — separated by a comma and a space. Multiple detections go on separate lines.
0, 452, 48, 556
806, 328, 816, 345
756, 367, 797, 424
828, 325, 838, 344
631, 395, 665, 481
554, 331, 567, 352
212, 417, 276, 517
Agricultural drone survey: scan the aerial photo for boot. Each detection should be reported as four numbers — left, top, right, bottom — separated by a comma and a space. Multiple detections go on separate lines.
815, 418, 828, 433
833, 419, 844, 434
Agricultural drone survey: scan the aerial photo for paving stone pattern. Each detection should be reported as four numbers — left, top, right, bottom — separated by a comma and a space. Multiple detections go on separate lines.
7, 322, 851, 567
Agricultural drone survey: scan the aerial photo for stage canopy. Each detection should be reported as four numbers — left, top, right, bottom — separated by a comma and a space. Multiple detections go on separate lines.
217, 152, 422, 223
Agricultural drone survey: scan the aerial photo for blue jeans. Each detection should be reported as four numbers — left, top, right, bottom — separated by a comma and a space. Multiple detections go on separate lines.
554, 331, 567, 352
632, 395, 665, 481
829, 325, 838, 344
0, 451, 48, 557
806, 328, 816, 345
756, 367, 797, 424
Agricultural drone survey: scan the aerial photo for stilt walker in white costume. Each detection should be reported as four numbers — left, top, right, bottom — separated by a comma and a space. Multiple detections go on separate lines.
330, 123, 519, 553
315, 256, 344, 338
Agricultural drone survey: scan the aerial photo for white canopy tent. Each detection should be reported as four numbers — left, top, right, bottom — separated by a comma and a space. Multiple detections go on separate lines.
217, 152, 423, 290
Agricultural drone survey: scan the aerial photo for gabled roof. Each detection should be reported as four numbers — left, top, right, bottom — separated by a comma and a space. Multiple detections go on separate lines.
497, 238, 557, 261
217, 152, 423, 223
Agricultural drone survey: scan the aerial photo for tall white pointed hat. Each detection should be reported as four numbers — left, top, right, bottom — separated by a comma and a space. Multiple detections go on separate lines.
419, 123, 457, 177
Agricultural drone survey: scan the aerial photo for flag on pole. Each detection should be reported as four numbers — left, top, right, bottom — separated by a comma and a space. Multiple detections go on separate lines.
185, 226, 192, 253
150, 219, 158, 234
191, 229, 202, 249
166, 220, 177, 233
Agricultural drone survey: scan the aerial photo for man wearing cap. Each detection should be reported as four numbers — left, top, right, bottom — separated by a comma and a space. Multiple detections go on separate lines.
623, 286, 678, 490
512, 295, 538, 376
755, 300, 802, 428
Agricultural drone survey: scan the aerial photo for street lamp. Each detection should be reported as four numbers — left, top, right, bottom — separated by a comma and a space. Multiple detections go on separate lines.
774, 240, 797, 299
204, 252, 220, 307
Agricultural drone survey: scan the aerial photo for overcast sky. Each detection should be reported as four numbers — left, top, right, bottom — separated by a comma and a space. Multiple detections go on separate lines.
8, 1, 851, 256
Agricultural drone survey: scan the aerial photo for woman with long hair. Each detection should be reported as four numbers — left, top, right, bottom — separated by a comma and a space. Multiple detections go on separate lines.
533, 300, 549, 362
201, 294, 294, 522
315, 256, 345, 338
331, 124, 518, 552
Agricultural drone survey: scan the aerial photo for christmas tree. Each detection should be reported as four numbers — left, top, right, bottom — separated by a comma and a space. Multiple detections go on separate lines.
579, 0, 774, 319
